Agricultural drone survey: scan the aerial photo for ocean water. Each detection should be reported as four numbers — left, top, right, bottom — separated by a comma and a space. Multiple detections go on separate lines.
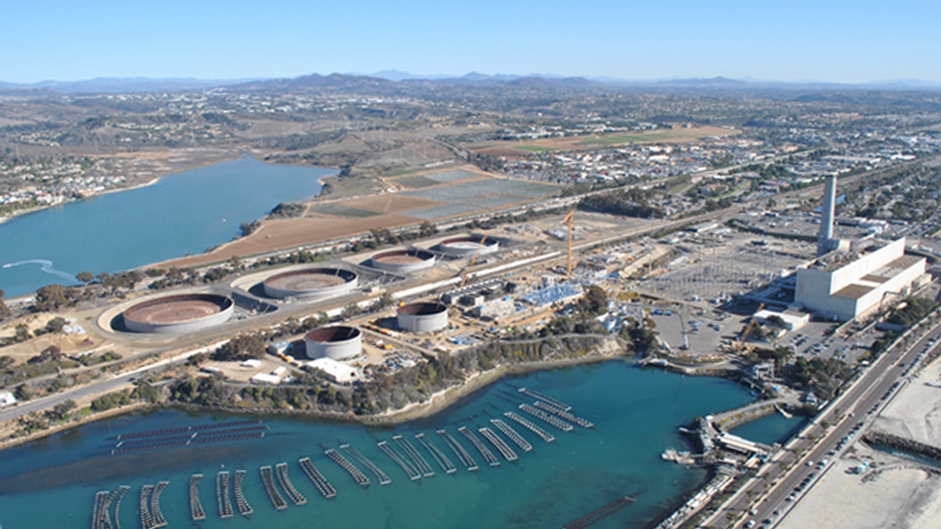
0, 362, 759, 529
0, 158, 330, 298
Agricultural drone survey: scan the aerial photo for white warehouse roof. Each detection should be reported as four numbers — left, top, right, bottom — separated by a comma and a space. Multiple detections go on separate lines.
307, 357, 361, 384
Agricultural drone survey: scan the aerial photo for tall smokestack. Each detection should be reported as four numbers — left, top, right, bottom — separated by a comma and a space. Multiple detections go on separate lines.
818, 175, 837, 254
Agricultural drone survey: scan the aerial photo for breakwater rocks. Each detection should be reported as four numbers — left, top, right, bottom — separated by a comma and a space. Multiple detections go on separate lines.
863, 430, 941, 461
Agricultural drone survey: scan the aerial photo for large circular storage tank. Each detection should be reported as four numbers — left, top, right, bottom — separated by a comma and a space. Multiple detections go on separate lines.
263, 267, 358, 300
304, 326, 362, 360
438, 236, 499, 257
397, 302, 449, 334
370, 249, 436, 274
122, 293, 234, 334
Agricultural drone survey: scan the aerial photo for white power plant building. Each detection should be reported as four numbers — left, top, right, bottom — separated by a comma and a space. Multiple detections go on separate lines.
795, 238, 927, 321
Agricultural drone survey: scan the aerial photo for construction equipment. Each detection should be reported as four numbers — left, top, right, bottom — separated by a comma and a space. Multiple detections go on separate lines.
736, 303, 765, 352
560, 211, 574, 277
458, 235, 488, 288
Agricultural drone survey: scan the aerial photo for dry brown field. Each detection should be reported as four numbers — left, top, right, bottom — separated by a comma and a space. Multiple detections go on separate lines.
342, 194, 441, 214
163, 213, 418, 267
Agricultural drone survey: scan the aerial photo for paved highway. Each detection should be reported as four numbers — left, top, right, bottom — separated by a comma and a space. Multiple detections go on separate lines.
706, 316, 941, 528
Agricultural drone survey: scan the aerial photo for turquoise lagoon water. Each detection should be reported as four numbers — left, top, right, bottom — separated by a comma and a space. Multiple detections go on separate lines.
0, 158, 331, 298
729, 411, 808, 446
0, 362, 759, 529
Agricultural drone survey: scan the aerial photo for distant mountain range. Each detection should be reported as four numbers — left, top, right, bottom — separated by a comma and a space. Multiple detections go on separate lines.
1, 72, 939, 95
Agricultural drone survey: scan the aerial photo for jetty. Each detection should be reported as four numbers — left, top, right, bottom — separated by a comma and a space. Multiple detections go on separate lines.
415, 433, 456, 474
478, 427, 518, 461
562, 496, 636, 529
189, 474, 206, 521
437, 429, 478, 471
275, 462, 307, 506
394, 435, 435, 478
503, 412, 556, 442
533, 400, 594, 428
341, 444, 392, 485
138, 485, 154, 529
519, 404, 574, 431
259, 465, 288, 510
518, 387, 571, 411
378, 440, 422, 481
150, 481, 168, 528
299, 457, 337, 498
216, 471, 233, 519
233, 469, 253, 516
458, 426, 500, 467
325, 448, 370, 487
490, 419, 533, 452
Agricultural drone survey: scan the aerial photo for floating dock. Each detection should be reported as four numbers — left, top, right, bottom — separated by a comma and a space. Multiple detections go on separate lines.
139, 485, 154, 529
325, 448, 370, 487
503, 412, 555, 442
92, 490, 110, 529
233, 469, 253, 516
519, 404, 574, 431
275, 462, 307, 506
378, 440, 422, 481
111, 426, 268, 455
299, 457, 337, 498
415, 433, 456, 474
112, 485, 129, 529
518, 387, 571, 411
150, 481, 168, 528
116, 420, 262, 441
479, 427, 518, 461
189, 474, 206, 521
459, 426, 500, 467
437, 429, 478, 471
216, 471, 233, 519
533, 400, 594, 428
394, 435, 435, 478
341, 444, 392, 485
260, 465, 288, 510
490, 419, 533, 452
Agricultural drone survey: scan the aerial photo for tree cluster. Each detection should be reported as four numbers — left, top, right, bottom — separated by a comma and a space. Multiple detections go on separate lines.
577, 188, 664, 219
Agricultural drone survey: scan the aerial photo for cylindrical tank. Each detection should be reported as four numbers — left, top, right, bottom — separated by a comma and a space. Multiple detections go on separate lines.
304, 326, 362, 360
438, 236, 499, 257
397, 302, 449, 333
263, 268, 358, 300
122, 293, 234, 334
370, 249, 436, 274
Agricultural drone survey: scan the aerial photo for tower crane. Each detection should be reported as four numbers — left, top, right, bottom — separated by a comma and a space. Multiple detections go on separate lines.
560, 211, 575, 277
458, 235, 488, 288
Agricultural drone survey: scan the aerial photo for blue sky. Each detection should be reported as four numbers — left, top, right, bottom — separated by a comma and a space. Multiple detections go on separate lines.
2, 0, 939, 83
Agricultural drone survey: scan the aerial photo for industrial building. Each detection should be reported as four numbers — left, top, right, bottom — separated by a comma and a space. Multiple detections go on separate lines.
304, 326, 363, 360
306, 357, 362, 384
439, 278, 516, 306
795, 238, 927, 321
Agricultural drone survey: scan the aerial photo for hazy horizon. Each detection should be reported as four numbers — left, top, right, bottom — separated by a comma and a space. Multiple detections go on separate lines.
2, 0, 939, 85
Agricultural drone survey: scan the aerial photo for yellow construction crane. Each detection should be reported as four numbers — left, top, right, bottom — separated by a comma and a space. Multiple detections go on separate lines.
459, 235, 488, 288
736, 303, 765, 352
560, 211, 575, 277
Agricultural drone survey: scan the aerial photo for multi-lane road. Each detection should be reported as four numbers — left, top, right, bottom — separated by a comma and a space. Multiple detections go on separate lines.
706, 316, 941, 528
